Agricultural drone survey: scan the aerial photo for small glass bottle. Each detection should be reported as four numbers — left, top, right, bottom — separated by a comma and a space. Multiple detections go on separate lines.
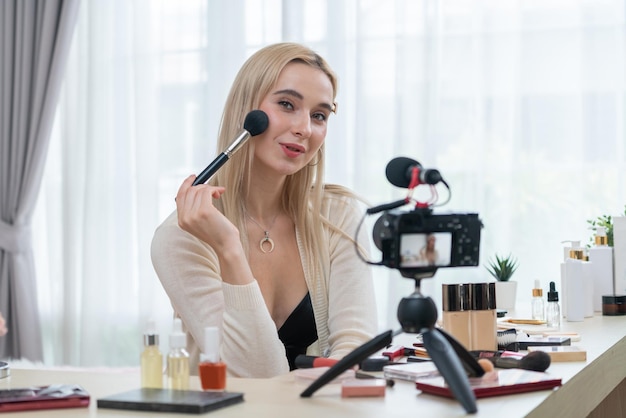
140, 318, 163, 388
198, 327, 227, 391
546, 281, 561, 328
531, 280, 545, 321
167, 318, 189, 390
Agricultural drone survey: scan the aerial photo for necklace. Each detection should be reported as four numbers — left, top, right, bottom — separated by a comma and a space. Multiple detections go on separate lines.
245, 211, 279, 253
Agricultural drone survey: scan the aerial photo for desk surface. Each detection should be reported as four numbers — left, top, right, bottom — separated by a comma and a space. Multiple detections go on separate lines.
1, 314, 625, 417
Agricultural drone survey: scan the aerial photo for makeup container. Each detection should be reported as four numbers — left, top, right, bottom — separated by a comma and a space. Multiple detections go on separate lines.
613, 216, 626, 295
587, 227, 615, 312
198, 327, 227, 391
469, 283, 497, 351
441, 284, 471, 349
167, 318, 190, 390
581, 250, 594, 318
601, 295, 626, 316
531, 280, 545, 321
140, 318, 163, 388
563, 245, 585, 322
546, 282, 561, 328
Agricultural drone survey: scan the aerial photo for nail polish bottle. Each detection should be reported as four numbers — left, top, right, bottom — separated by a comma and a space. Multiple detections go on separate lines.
198, 327, 227, 391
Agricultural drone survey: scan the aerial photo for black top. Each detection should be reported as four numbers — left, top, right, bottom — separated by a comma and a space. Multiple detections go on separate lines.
278, 292, 318, 370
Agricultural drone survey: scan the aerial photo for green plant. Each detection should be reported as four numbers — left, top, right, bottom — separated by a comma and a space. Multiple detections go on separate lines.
587, 205, 626, 248
485, 253, 518, 282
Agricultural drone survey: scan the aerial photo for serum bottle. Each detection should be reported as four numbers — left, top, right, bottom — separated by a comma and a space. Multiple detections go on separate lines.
140, 318, 163, 388
546, 281, 561, 328
167, 318, 189, 390
198, 327, 227, 391
531, 280, 545, 321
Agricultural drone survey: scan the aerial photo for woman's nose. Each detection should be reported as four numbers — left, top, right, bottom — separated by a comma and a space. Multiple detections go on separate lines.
292, 113, 312, 138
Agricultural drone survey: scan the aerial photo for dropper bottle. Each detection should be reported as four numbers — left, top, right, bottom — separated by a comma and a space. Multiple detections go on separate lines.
140, 318, 163, 388
546, 281, 561, 328
531, 280, 545, 321
167, 318, 189, 390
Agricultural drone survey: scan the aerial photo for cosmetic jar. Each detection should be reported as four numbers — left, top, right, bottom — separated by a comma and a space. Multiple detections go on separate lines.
601, 295, 626, 316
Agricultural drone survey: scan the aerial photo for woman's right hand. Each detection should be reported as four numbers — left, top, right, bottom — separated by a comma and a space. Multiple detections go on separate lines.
175, 175, 242, 253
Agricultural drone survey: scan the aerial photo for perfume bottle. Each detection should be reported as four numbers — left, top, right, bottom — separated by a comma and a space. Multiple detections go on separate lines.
198, 327, 227, 391
140, 318, 163, 388
546, 282, 561, 328
531, 280, 545, 321
167, 318, 189, 390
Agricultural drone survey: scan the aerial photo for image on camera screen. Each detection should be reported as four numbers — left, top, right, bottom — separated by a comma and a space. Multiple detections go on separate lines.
399, 232, 452, 268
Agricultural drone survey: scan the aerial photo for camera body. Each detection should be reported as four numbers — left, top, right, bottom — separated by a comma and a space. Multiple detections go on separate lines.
373, 208, 483, 278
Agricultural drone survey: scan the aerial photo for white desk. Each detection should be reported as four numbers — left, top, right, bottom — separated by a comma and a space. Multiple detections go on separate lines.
1, 314, 625, 417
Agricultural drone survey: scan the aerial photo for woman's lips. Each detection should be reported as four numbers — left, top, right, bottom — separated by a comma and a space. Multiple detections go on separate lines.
280, 143, 305, 158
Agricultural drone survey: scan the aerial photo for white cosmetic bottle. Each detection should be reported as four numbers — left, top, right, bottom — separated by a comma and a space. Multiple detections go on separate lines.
581, 249, 594, 318
587, 226, 614, 312
614, 216, 626, 295
563, 243, 585, 322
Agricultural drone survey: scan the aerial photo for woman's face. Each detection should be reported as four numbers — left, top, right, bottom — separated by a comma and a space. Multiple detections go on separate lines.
253, 62, 334, 177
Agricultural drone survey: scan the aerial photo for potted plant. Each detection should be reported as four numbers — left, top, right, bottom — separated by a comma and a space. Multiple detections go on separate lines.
486, 253, 519, 310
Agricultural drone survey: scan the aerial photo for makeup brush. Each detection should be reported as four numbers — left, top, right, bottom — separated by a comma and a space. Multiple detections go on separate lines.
470, 350, 551, 372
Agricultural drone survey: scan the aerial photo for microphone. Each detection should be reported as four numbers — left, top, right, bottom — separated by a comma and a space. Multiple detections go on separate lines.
385, 156, 442, 188
192, 110, 269, 186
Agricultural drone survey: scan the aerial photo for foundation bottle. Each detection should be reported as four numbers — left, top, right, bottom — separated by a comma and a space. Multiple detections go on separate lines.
469, 283, 497, 351
198, 327, 227, 391
441, 284, 471, 349
167, 318, 190, 390
588, 227, 614, 312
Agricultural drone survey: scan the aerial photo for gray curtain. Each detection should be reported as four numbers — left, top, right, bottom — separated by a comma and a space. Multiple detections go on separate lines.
0, 0, 79, 361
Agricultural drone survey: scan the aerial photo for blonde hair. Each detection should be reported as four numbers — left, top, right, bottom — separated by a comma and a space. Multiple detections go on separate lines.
211, 42, 356, 280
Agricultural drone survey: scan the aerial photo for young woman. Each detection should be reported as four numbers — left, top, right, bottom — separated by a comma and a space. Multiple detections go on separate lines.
151, 42, 377, 378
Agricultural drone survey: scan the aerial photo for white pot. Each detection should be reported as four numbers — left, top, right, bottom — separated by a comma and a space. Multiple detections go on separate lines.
495, 281, 517, 310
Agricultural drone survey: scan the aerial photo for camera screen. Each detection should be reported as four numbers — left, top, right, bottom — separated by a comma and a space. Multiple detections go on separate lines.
399, 232, 452, 268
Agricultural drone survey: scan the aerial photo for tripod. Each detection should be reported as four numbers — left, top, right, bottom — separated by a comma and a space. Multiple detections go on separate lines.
398, 275, 482, 414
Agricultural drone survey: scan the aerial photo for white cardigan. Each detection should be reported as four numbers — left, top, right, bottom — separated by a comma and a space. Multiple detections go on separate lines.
150, 190, 378, 378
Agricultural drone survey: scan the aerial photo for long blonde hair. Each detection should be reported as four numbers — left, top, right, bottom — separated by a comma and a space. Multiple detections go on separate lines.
210, 43, 353, 281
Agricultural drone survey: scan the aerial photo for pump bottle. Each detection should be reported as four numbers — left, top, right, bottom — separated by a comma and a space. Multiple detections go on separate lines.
563, 243, 585, 322
167, 318, 190, 390
141, 318, 163, 388
588, 226, 615, 312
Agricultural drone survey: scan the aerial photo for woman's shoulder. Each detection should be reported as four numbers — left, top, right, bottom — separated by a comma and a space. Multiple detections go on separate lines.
321, 184, 369, 219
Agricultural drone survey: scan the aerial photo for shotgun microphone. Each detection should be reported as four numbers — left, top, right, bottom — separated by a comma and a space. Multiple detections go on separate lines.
192, 110, 269, 186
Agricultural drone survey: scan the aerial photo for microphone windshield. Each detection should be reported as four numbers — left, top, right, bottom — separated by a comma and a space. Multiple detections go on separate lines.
244, 110, 270, 136
386, 156, 421, 188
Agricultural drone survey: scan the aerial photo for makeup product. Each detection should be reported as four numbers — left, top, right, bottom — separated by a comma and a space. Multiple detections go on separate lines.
502, 319, 546, 325
531, 280, 545, 321
517, 336, 571, 350
441, 284, 471, 349
588, 226, 615, 312
541, 331, 581, 342
614, 216, 626, 295
382, 345, 405, 361
601, 295, 626, 316
546, 282, 561, 328
581, 251, 594, 318
198, 327, 226, 391
360, 356, 391, 372
468, 283, 497, 351
294, 355, 339, 369
563, 244, 585, 322
167, 318, 189, 390
496, 328, 519, 351
527, 346, 587, 362
341, 378, 386, 398
140, 318, 163, 389
383, 361, 440, 382
470, 350, 551, 372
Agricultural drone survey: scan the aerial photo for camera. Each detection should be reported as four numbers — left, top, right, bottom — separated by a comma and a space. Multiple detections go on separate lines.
372, 206, 483, 278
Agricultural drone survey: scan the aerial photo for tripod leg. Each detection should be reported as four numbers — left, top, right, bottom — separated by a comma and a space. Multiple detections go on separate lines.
422, 328, 477, 414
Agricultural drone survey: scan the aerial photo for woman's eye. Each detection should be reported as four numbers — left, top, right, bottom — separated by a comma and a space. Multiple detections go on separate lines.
312, 113, 327, 122
278, 101, 293, 110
